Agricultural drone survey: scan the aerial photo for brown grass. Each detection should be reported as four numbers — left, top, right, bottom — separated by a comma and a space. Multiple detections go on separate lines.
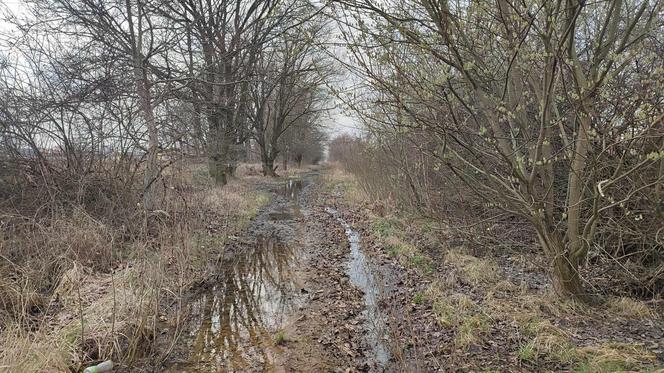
444, 251, 501, 286
426, 283, 492, 349
606, 296, 655, 319
0, 262, 154, 371
579, 343, 658, 372
0, 161, 272, 372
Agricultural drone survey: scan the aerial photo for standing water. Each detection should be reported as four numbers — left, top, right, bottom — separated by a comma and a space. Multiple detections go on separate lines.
181, 237, 303, 371
166, 179, 307, 372
326, 207, 391, 367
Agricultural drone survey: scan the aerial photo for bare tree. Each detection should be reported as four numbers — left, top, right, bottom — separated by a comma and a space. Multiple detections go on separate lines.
249, 13, 330, 176
279, 109, 326, 170
336, 0, 663, 298
13, 0, 179, 209
159, 0, 280, 185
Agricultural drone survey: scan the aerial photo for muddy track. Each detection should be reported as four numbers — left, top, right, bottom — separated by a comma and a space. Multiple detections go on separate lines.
159, 173, 399, 372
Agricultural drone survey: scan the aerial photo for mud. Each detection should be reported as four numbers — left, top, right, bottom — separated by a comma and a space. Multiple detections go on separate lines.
154, 170, 662, 373
161, 173, 397, 372
326, 207, 390, 368
167, 237, 304, 371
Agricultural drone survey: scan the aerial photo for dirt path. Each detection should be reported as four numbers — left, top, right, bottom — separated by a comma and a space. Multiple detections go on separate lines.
141, 169, 664, 373
158, 172, 417, 372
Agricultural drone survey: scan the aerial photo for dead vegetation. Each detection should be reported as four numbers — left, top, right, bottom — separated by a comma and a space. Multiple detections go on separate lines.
326, 166, 664, 372
0, 161, 271, 371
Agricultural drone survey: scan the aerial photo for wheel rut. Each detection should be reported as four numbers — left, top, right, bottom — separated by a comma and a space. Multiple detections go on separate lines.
162, 173, 394, 372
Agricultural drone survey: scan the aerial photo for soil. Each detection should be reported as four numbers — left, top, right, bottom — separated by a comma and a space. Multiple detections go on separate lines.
142, 169, 663, 373
152, 170, 442, 373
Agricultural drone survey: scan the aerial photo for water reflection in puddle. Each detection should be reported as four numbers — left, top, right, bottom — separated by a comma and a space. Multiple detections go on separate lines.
326, 207, 391, 367
185, 237, 302, 370
271, 178, 304, 220
170, 178, 309, 371
282, 179, 303, 200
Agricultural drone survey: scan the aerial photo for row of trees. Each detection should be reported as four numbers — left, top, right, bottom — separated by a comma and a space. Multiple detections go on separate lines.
331, 0, 663, 299
0, 0, 330, 211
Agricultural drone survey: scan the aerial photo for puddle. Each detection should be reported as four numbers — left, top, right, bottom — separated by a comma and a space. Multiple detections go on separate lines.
326, 207, 391, 367
282, 179, 303, 200
166, 176, 317, 371
267, 211, 295, 221
175, 237, 303, 371
270, 178, 305, 220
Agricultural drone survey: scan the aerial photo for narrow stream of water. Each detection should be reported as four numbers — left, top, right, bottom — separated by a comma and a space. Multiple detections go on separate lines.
326, 207, 391, 367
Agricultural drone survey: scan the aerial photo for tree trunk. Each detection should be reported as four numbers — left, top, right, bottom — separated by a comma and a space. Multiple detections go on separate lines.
133, 63, 158, 210
536, 225, 586, 300
283, 146, 289, 171
207, 112, 230, 185
262, 153, 277, 177
566, 109, 592, 267
127, 1, 159, 210
552, 254, 585, 299
192, 100, 205, 156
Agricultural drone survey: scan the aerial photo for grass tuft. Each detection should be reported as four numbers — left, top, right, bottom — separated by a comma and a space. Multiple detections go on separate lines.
372, 217, 396, 238
575, 342, 658, 373
606, 296, 655, 319
274, 331, 288, 346
444, 251, 501, 286
518, 341, 537, 361
429, 289, 492, 349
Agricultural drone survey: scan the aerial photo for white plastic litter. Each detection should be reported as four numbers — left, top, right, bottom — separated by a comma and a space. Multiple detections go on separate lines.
82, 360, 113, 373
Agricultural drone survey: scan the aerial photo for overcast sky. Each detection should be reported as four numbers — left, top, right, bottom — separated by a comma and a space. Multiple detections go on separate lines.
321, 86, 363, 138
0, 0, 364, 139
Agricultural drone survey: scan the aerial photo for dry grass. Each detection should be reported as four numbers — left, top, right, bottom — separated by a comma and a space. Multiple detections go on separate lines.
235, 162, 264, 177
578, 343, 659, 372
0, 209, 113, 324
444, 251, 501, 286
517, 332, 659, 372
235, 162, 319, 179
426, 283, 492, 349
195, 177, 270, 223
0, 161, 273, 372
0, 263, 155, 371
320, 165, 368, 205
380, 234, 435, 274
422, 247, 659, 370
279, 163, 319, 178
484, 290, 661, 370
322, 162, 663, 371
0, 323, 76, 372
606, 296, 655, 319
